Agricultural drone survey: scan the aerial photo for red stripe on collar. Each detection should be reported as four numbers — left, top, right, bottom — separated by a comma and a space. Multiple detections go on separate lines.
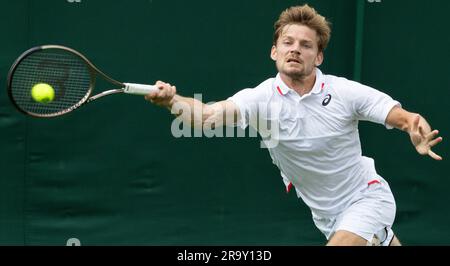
276, 86, 284, 95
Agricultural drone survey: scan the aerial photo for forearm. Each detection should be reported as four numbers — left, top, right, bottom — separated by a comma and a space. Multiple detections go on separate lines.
169, 94, 214, 128
386, 107, 431, 134
146, 81, 239, 128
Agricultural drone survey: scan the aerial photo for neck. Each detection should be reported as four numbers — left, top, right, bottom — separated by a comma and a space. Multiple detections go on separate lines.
280, 71, 317, 96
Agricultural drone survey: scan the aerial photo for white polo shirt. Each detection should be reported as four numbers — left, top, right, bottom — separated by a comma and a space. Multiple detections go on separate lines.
228, 68, 400, 217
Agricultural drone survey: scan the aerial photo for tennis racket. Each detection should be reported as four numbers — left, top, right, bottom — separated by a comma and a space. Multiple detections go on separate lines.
6, 45, 158, 118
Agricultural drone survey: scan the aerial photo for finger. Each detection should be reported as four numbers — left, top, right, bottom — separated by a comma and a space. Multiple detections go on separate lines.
164, 83, 172, 96
428, 136, 443, 147
428, 150, 443, 161
144, 91, 158, 100
147, 97, 155, 104
158, 90, 168, 99
162, 87, 171, 99
166, 85, 176, 97
150, 98, 163, 105
159, 85, 170, 97
151, 90, 160, 97
162, 82, 173, 92
155, 80, 165, 87
412, 115, 420, 132
156, 81, 170, 91
418, 126, 426, 138
425, 130, 439, 141
154, 84, 165, 92
170, 86, 177, 97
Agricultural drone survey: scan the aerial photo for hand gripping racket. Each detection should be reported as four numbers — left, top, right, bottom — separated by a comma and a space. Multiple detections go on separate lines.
6, 45, 158, 118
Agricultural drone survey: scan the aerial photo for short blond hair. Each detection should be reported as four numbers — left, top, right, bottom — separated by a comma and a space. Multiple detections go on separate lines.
273, 4, 331, 52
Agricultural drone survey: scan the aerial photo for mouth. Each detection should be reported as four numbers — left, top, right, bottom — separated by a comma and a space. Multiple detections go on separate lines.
286, 58, 302, 64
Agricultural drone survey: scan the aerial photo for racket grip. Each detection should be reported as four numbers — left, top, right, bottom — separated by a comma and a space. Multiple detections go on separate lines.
123, 83, 159, 95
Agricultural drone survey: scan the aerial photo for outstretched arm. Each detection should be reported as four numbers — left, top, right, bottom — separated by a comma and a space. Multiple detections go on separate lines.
385, 106, 443, 160
144, 81, 239, 129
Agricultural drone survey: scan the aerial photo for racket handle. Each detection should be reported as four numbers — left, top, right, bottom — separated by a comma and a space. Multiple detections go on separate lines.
123, 83, 159, 95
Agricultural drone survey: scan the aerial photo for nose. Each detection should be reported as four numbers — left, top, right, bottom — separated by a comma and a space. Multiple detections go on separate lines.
289, 43, 301, 55
289, 49, 301, 57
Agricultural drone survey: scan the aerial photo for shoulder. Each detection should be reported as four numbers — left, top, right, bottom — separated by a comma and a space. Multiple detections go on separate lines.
323, 73, 381, 100
255, 77, 275, 90
228, 77, 276, 103
324, 74, 361, 93
246, 77, 276, 95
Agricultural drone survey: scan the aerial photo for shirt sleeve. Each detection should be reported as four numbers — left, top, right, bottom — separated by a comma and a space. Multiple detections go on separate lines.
227, 89, 252, 129
227, 81, 271, 130
343, 79, 401, 129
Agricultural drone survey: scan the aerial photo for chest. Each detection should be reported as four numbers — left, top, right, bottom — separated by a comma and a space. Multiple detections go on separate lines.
262, 91, 355, 138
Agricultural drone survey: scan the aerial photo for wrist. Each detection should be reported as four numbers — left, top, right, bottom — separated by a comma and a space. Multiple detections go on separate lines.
166, 95, 181, 115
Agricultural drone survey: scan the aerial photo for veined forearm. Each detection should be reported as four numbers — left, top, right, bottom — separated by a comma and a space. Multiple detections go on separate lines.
168, 95, 214, 128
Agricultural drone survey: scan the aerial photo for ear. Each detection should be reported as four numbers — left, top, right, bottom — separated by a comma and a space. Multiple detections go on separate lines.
315, 51, 324, 66
270, 45, 277, 61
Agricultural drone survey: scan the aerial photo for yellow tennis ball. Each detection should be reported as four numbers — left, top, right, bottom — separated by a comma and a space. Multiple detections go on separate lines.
31, 83, 55, 103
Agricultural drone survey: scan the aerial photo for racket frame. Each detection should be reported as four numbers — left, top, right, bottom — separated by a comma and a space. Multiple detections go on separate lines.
7, 45, 128, 118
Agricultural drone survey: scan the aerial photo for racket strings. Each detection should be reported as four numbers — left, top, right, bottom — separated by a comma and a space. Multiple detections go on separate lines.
10, 49, 93, 116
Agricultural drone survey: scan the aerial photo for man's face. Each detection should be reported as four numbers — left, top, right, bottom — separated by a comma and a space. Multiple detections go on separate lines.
271, 24, 323, 80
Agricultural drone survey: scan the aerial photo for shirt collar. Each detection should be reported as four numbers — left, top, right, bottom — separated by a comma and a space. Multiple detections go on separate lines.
274, 68, 325, 96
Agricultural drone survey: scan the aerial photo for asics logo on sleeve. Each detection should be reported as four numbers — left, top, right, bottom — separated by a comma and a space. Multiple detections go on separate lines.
322, 94, 332, 106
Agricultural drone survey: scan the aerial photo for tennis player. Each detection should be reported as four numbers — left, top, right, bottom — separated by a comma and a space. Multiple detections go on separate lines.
145, 5, 443, 246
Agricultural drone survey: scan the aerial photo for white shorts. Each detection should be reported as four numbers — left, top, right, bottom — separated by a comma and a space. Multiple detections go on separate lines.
311, 178, 396, 246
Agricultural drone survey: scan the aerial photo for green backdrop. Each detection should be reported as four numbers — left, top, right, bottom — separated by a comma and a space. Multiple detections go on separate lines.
0, 0, 448, 245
